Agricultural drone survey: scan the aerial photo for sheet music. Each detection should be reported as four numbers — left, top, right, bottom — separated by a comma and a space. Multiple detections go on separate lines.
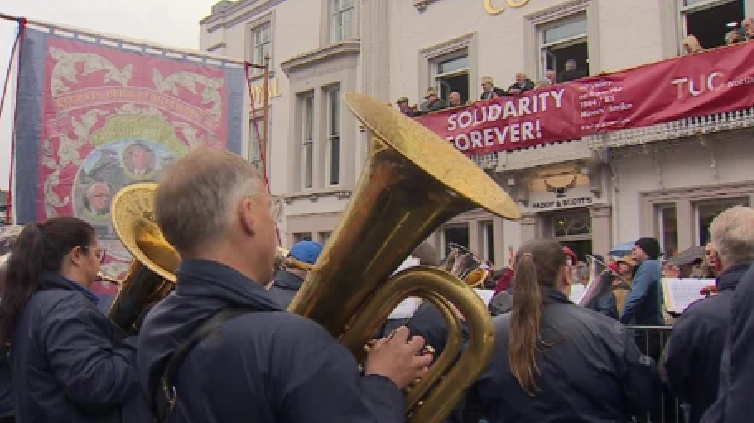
474, 289, 495, 305
388, 297, 422, 319
662, 278, 715, 314
393, 256, 420, 275
569, 284, 587, 304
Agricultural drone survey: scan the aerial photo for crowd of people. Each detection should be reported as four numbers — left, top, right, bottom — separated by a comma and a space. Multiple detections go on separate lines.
682, 17, 754, 54
393, 58, 587, 117
0, 147, 752, 423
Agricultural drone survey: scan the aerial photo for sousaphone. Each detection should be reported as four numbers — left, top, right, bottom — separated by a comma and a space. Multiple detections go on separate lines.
109, 183, 181, 335
288, 93, 521, 423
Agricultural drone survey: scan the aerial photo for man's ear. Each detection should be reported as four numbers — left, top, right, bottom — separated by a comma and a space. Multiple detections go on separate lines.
238, 198, 255, 237
562, 265, 572, 287
69, 246, 83, 266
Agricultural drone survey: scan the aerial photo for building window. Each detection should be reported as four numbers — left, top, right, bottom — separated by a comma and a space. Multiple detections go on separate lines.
431, 53, 470, 105
656, 205, 679, 257
694, 197, 749, 246
548, 210, 592, 261
481, 221, 495, 263
325, 85, 341, 186
294, 232, 313, 243
680, 0, 744, 50
251, 22, 272, 65
538, 11, 588, 80
249, 118, 263, 170
319, 231, 331, 244
299, 93, 314, 189
330, 0, 355, 43
443, 225, 470, 258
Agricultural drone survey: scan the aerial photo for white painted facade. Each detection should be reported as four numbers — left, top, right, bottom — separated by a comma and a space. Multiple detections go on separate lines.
199, 0, 754, 265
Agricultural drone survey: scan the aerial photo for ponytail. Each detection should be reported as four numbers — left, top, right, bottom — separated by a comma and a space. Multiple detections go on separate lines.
508, 252, 543, 396
0, 217, 95, 346
0, 224, 44, 345
507, 240, 568, 397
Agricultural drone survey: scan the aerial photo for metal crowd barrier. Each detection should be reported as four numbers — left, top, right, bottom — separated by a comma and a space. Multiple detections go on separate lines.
627, 325, 686, 423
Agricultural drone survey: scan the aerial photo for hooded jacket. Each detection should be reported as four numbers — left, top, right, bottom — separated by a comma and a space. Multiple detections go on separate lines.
663, 264, 749, 423
137, 260, 404, 423
467, 289, 659, 423
9, 273, 148, 423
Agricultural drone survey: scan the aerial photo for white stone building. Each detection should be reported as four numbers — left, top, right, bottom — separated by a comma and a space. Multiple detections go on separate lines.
200, 0, 754, 264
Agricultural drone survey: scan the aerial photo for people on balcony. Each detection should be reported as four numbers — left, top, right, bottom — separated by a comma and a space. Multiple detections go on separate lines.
447, 91, 463, 108
419, 87, 446, 114
507, 72, 535, 95
395, 96, 419, 117
480, 76, 506, 100
557, 59, 587, 83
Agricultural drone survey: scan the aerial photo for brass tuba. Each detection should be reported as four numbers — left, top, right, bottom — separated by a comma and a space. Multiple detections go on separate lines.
442, 243, 490, 288
109, 183, 181, 335
288, 93, 521, 423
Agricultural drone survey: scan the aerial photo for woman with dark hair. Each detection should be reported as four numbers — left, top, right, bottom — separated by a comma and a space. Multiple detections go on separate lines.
0, 217, 147, 423
464, 239, 660, 422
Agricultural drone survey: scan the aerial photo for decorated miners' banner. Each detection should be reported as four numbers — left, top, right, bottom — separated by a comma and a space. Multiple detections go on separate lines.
13, 27, 246, 278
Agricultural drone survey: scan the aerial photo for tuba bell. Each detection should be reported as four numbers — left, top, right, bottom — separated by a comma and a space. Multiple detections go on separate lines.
442, 243, 490, 288
109, 183, 181, 335
288, 93, 521, 423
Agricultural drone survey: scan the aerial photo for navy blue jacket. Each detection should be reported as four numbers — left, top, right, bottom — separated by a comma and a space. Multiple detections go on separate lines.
137, 260, 404, 423
663, 264, 748, 423
468, 289, 659, 423
267, 270, 303, 308
621, 259, 664, 325
701, 262, 754, 423
10, 273, 148, 423
0, 345, 11, 418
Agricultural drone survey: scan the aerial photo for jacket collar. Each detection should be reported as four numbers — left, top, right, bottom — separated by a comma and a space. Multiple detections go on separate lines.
716, 264, 751, 292
175, 260, 283, 312
40, 272, 99, 305
546, 288, 571, 304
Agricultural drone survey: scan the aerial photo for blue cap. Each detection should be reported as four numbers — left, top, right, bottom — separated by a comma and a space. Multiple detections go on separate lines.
289, 240, 323, 265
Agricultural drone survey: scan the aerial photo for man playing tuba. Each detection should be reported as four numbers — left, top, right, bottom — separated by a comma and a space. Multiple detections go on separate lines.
136, 147, 433, 423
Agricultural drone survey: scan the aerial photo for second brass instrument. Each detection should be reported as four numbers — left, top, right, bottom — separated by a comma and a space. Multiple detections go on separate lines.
442, 243, 490, 288
109, 183, 180, 335
288, 93, 521, 423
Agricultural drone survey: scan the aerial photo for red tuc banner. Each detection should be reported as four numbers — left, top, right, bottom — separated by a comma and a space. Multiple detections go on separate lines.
417, 41, 754, 155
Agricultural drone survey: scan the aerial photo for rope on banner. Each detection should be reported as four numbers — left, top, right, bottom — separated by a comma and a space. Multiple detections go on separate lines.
244, 62, 281, 246
0, 17, 26, 224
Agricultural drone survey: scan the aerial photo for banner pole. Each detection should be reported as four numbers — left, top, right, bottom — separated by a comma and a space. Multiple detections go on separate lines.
1, 19, 26, 224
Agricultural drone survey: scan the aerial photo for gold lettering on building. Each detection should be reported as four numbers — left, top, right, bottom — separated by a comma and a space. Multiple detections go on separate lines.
483, 0, 531, 15
250, 78, 282, 106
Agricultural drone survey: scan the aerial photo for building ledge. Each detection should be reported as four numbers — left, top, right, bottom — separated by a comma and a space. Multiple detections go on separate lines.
284, 189, 352, 204
281, 40, 361, 76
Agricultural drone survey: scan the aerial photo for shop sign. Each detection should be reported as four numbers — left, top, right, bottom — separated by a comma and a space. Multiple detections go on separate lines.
484, 0, 531, 15
530, 196, 593, 212
250, 78, 281, 106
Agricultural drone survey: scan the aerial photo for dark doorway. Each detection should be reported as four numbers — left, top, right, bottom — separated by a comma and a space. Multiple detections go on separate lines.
686, 0, 744, 49
545, 41, 589, 76
444, 225, 470, 256
561, 239, 593, 263
438, 73, 470, 104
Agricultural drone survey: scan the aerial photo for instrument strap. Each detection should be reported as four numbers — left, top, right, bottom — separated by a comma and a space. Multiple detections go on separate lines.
153, 307, 260, 423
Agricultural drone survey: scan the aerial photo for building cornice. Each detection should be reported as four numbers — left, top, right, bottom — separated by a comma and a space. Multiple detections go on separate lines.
201, 0, 283, 32
280, 40, 361, 76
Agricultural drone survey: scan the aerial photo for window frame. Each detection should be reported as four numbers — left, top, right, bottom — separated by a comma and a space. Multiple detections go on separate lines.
246, 12, 275, 76
249, 118, 263, 170
677, 0, 744, 53
323, 84, 342, 187
419, 33, 479, 104
251, 22, 272, 67
299, 92, 315, 190
329, 0, 356, 43
537, 11, 588, 80
655, 204, 679, 256
693, 197, 750, 245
